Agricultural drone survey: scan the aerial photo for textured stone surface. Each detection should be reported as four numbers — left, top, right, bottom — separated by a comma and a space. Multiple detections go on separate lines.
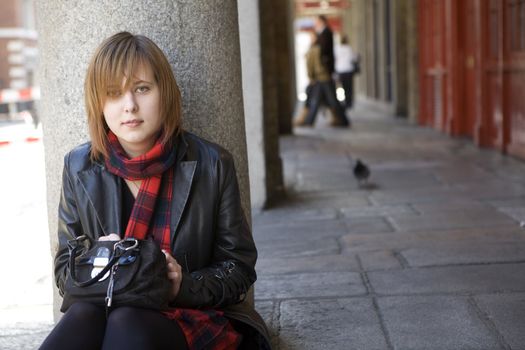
475, 293, 525, 350
238, 0, 268, 210
253, 207, 339, 226
358, 250, 403, 270
341, 217, 395, 234
378, 296, 502, 350
256, 254, 360, 275
389, 208, 517, 232
279, 298, 389, 350
368, 264, 525, 295
340, 226, 525, 254
340, 204, 416, 218
255, 272, 366, 300
400, 241, 525, 267
255, 236, 340, 258
409, 198, 493, 214
253, 219, 347, 242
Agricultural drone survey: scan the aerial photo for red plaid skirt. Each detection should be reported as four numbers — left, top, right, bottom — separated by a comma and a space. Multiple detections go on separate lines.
163, 308, 242, 350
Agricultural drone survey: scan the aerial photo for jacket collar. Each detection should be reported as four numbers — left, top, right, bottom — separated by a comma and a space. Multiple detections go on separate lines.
76, 131, 196, 245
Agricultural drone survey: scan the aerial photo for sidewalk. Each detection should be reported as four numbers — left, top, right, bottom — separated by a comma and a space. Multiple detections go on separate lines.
2, 104, 525, 349
252, 103, 525, 349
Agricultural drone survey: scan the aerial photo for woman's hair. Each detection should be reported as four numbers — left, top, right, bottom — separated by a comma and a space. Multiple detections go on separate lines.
340, 35, 349, 45
84, 31, 182, 161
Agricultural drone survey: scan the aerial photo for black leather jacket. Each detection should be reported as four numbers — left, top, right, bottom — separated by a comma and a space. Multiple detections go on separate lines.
54, 131, 271, 349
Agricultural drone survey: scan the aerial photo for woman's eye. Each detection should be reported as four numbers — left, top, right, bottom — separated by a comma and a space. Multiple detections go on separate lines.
135, 86, 150, 93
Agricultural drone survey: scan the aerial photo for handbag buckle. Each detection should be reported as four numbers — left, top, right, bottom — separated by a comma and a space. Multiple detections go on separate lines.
67, 235, 89, 251
114, 238, 139, 252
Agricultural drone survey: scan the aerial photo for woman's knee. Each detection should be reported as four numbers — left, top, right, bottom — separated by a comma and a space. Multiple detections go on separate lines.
64, 302, 105, 323
106, 306, 149, 329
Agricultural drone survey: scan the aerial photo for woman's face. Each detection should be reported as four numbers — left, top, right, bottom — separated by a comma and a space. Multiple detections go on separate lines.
103, 63, 162, 158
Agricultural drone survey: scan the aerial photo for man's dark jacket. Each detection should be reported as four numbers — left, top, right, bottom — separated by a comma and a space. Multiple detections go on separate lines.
318, 26, 335, 74
54, 131, 271, 349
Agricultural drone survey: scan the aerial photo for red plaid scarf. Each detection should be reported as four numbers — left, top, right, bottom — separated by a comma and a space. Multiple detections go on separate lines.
105, 131, 175, 250
104, 131, 242, 349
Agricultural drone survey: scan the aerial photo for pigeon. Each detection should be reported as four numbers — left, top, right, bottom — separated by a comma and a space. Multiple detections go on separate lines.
353, 159, 370, 186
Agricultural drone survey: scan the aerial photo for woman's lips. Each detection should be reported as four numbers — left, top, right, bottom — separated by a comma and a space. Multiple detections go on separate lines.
122, 120, 143, 127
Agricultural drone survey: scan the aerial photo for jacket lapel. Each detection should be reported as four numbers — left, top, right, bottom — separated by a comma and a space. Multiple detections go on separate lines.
77, 166, 122, 237
170, 132, 196, 246
170, 160, 196, 245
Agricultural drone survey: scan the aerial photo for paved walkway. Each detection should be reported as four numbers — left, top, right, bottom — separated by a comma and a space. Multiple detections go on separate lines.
2, 103, 525, 349
252, 103, 525, 350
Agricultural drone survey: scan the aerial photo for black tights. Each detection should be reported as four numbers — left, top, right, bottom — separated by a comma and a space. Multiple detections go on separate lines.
39, 302, 188, 350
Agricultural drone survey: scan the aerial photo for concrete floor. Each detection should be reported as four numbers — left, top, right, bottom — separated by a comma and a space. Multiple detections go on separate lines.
2, 102, 525, 349
252, 103, 525, 350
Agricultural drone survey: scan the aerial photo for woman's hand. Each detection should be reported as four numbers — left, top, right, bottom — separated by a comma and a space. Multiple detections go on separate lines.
163, 250, 183, 301
98, 233, 121, 241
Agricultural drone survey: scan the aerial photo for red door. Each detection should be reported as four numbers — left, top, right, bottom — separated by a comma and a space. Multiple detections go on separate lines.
505, 0, 525, 159
460, 0, 480, 138
480, 0, 507, 150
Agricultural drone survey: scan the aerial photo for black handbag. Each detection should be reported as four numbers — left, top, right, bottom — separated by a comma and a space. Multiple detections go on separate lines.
60, 235, 172, 312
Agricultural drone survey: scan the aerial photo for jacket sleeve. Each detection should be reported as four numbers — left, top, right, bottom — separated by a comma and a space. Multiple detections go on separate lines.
306, 50, 315, 81
54, 152, 84, 296
172, 151, 258, 309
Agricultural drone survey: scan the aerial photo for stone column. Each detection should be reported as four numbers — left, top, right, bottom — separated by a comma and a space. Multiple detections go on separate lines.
238, 0, 268, 210
273, 0, 296, 135
406, 0, 419, 123
257, 0, 285, 206
350, 0, 368, 99
36, 0, 250, 319
392, 0, 408, 116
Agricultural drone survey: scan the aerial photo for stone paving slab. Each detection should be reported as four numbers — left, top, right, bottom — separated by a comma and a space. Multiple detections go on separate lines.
256, 254, 360, 275
253, 207, 339, 226
293, 177, 358, 192
270, 192, 371, 210
497, 207, 525, 223
453, 179, 525, 200
341, 217, 395, 235
368, 263, 525, 295
369, 159, 443, 171
255, 300, 280, 350
474, 293, 525, 350
278, 298, 389, 350
377, 295, 503, 350
370, 187, 468, 205
431, 164, 495, 183
487, 197, 525, 209
255, 272, 366, 300
388, 208, 517, 232
400, 241, 525, 267
255, 236, 340, 259
0, 326, 51, 350
340, 204, 417, 218
369, 169, 442, 189
340, 226, 525, 254
253, 219, 348, 242
358, 250, 403, 271
409, 199, 494, 214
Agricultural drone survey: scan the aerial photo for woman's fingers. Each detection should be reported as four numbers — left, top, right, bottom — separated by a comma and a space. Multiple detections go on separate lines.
167, 271, 180, 280
98, 233, 121, 241
162, 250, 183, 299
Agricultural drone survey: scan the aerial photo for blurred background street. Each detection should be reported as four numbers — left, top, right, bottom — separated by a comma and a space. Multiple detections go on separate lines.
0, 120, 53, 348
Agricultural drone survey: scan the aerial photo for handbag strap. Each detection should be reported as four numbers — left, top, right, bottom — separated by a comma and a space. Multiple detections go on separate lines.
68, 237, 138, 288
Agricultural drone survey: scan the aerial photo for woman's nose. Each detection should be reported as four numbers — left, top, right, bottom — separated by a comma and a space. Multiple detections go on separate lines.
123, 91, 138, 113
